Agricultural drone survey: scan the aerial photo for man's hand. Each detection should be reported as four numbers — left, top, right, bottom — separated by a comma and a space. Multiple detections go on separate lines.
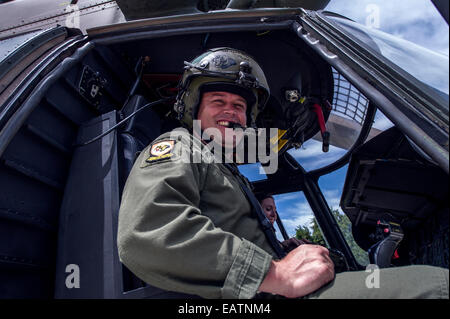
259, 244, 335, 298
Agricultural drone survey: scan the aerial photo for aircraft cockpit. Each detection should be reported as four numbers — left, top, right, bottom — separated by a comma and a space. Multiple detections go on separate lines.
0, 0, 448, 298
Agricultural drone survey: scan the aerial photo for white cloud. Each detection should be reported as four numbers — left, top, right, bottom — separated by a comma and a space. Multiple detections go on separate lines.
322, 189, 344, 213
279, 200, 315, 237
274, 192, 301, 204
288, 139, 347, 171
289, 139, 324, 159
274, 188, 346, 238
325, 0, 449, 55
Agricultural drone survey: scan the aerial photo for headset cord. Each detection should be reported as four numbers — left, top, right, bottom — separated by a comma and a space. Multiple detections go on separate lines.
73, 96, 175, 147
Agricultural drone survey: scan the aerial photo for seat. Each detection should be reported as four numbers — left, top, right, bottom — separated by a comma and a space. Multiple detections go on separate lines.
117, 95, 200, 298
118, 95, 161, 192
54, 95, 198, 298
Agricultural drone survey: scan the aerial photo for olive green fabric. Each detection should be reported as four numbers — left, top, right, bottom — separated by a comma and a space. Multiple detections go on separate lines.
117, 128, 274, 299
307, 265, 449, 299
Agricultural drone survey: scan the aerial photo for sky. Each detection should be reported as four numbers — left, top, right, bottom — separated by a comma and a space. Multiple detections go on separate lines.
239, 0, 449, 241
325, 0, 449, 55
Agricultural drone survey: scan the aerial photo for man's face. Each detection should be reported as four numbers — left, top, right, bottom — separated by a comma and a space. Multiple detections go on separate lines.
261, 197, 277, 225
197, 91, 247, 146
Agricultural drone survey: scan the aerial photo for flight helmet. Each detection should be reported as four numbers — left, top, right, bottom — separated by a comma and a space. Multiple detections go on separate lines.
174, 47, 270, 129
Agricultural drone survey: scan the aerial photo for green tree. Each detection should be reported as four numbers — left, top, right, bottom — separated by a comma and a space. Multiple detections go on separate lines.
295, 217, 326, 245
295, 208, 369, 266
295, 217, 325, 245
294, 225, 313, 242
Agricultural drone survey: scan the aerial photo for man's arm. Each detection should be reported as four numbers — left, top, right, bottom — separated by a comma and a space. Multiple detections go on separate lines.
117, 138, 272, 299
259, 244, 335, 298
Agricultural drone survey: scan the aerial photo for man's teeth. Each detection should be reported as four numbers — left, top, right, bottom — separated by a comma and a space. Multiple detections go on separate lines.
217, 121, 230, 127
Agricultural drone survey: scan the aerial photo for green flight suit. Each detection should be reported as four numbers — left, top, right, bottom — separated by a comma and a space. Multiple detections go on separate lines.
118, 128, 449, 299
118, 128, 275, 298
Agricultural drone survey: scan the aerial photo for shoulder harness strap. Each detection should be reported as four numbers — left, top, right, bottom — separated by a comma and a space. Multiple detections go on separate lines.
224, 163, 286, 259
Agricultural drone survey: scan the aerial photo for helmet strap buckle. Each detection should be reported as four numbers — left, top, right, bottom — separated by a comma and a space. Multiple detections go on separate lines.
174, 100, 185, 120
237, 61, 258, 88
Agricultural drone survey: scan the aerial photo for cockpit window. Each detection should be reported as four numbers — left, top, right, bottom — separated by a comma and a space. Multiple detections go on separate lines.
324, 0, 448, 55
326, 16, 449, 98
318, 166, 369, 266
238, 162, 267, 182
288, 140, 346, 172
240, 67, 376, 176
331, 68, 369, 125
288, 68, 373, 171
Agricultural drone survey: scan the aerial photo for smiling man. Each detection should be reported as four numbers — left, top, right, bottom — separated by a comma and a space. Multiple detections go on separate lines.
117, 47, 448, 299
198, 91, 247, 133
196, 90, 248, 151
117, 48, 285, 299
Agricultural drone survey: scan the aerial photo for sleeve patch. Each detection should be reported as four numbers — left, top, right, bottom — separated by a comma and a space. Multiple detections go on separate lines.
141, 140, 176, 167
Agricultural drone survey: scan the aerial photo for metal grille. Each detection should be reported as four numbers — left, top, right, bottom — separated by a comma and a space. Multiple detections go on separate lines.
332, 68, 369, 125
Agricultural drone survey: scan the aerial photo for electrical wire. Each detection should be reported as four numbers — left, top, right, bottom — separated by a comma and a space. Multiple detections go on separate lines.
73, 96, 175, 147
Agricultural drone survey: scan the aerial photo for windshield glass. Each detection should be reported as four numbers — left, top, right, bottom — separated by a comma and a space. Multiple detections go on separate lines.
324, 0, 449, 99
327, 15, 449, 97
324, 0, 448, 55
287, 67, 376, 171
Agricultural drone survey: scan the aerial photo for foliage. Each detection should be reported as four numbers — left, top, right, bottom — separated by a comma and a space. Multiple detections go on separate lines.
295, 208, 369, 266
295, 220, 326, 246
